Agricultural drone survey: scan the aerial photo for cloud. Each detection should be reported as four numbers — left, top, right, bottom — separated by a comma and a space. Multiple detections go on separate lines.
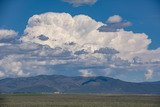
63, 0, 97, 7
0, 43, 11, 47
145, 69, 154, 80
99, 15, 132, 32
134, 48, 160, 63
0, 71, 5, 77
0, 43, 71, 77
79, 69, 95, 77
98, 21, 132, 32
0, 13, 159, 82
74, 49, 88, 55
0, 41, 130, 78
0, 55, 29, 77
21, 12, 152, 60
0, 29, 18, 42
94, 48, 119, 55
21, 12, 103, 53
107, 15, 122, 23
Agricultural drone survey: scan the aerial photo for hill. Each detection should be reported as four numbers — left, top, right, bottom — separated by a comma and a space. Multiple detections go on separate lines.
0, 75, 160, 94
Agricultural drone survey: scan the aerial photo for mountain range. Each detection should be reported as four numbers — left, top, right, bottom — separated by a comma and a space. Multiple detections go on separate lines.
0, 75, 160, 94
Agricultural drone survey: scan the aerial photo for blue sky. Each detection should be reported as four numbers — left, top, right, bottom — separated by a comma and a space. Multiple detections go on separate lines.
0, 0, 160, 82
0, 0, 160, 49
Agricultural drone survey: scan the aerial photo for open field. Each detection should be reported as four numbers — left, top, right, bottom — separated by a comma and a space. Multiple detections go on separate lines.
0, 94, 160, 107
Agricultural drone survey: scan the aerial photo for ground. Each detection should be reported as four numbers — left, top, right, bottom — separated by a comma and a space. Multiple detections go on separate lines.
0, 94, 160, 107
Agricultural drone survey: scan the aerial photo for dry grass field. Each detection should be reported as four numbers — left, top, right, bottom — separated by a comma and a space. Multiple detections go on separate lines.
0, 94, 160, 107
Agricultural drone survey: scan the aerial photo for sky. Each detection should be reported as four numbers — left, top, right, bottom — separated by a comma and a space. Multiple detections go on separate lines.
0, 0, 160, 82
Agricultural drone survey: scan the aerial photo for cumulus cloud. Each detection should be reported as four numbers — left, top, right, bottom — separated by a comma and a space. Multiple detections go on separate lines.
21, 12, 153, 60
134, 48, 160, 63
0, 41, 87, 78
145, 69, 154, 80
63, 0, 97, 7
79, 69, 95, 77
0, 12, 159, 82
107, 15, 122, 23
0, 29, 18, 42
0, 55, 29, 77
21, 12, 103, 53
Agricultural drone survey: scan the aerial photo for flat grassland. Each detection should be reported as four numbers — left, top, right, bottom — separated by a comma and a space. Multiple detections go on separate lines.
0, 94, 160, 107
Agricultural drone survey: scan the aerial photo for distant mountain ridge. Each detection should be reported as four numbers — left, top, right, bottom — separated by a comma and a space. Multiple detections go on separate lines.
0, 75, 160, 94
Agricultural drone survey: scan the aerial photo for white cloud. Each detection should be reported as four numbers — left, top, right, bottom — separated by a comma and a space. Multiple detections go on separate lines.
0, 12, 159, 81
0, 55, 29, 77
135, 48, 160, 62
0, 71, 5, 77
0, 43, 11, 46
0, 29, 18, 40
79, 69, 95, 77
21, 12, 103, 53
63, 0, 97, 7
145, 69, 154, 80
107, 15, 122, 23
21, 12, 152, 60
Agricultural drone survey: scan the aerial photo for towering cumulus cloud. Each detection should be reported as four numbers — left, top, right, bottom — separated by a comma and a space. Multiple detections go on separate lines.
21, 12, 152, 60
0, 12, 160, 81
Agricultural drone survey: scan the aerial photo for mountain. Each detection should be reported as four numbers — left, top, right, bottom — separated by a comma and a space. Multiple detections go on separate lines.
0, 75, 160, 94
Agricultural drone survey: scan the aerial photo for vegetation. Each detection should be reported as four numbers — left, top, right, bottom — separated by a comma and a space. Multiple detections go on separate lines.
0, 94, 160, 107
